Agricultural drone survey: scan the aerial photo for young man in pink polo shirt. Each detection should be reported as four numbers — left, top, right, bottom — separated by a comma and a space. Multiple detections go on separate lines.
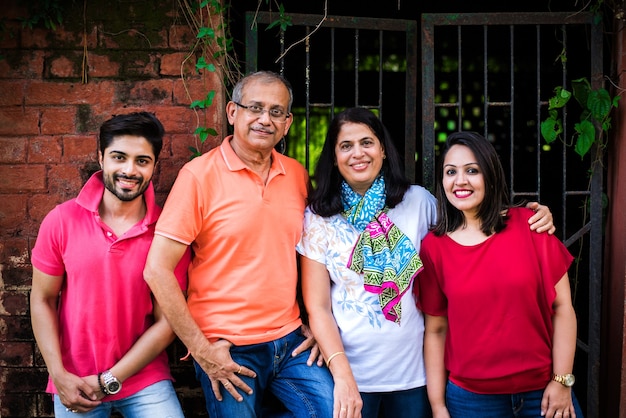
144, 71, 334, 418
31, 112, 190, 417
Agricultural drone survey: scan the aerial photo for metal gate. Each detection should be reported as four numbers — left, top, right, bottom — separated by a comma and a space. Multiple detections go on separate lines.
247, 10, 603, 418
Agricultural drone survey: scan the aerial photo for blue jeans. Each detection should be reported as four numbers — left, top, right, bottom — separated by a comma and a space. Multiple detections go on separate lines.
445, 380, 585, 418
194, 327, 334, 418
53, 380, 184, 418
360, 386, 432, 418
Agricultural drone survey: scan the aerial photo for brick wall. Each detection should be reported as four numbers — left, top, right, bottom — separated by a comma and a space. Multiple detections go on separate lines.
0, 1, 223, 416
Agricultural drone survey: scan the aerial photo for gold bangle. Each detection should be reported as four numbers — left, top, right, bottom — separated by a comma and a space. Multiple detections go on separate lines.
325, 351, 345, 368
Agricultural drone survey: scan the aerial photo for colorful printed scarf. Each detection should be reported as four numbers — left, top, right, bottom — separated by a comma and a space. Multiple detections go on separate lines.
342, 176, 423, 324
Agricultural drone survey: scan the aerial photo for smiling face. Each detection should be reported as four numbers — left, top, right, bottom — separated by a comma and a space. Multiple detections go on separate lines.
227, 80, 293, 154
99, 135, 156, 202
334, 122, 385, 195
442, 144, 485, 218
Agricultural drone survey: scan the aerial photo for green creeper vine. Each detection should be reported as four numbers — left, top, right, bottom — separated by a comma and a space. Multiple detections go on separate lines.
178, 0, 240, 158
540, 77, 619, 159
178, 0, 294, 159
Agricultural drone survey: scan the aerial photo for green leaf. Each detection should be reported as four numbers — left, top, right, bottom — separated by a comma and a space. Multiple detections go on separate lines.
587, 88, 612, 121
205, 90, 216, 106
574, 120, 596, 158
541, 117, 562, 144
571, 77, 591, 109
194, 126, 219, 143
190, 100, 206, 109
548, 87, 571, 109
197, 27, 215, 39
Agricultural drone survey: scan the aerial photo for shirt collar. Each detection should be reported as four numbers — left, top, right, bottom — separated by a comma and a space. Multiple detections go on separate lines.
219, 135, 286, 176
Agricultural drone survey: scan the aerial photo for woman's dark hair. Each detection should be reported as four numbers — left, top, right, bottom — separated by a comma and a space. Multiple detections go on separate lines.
432, 131, 510, 236
308, 107, 410, 216
98, 112, 165, 160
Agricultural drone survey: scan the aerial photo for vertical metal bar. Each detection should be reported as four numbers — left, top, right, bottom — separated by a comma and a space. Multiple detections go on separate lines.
534, 25, 542, 203
458, 26, 463, 133
331, 28, 336, 119
279, 29, 285, 74
483, 26, 489, 138
421, 16, 436, 191
304, 26, 311, 171
405, 20, 419, 183
509, 25, 515, 199
245, 12, 258, 73
355, 29, 360, 106
587, 16, 603, 418
379, 30, 384, 118
561, 25, 568, 237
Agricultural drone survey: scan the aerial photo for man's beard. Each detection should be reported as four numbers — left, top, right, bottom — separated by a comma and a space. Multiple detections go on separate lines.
103, 173, 149, 202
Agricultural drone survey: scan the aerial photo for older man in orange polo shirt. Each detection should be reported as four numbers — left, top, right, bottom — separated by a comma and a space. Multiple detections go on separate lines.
144, 71, 334, 418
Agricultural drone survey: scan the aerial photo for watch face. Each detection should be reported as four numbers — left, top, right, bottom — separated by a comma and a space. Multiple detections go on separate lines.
564, 374, 575, 386
107, 381, 121, 394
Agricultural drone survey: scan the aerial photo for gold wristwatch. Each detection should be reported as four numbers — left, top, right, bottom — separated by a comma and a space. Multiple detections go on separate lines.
552, 373, 575, 387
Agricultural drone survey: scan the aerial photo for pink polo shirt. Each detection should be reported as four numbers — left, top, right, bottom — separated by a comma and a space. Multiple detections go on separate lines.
31, 172, 189, 400
155, 136, 309, 345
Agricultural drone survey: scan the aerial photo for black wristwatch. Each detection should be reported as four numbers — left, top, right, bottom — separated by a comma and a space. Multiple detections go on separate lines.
99, 370, 122, 395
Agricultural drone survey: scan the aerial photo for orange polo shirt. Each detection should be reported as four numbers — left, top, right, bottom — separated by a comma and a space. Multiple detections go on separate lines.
155, 136, 309, 345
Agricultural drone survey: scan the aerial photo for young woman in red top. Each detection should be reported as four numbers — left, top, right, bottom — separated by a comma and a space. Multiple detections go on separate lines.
417, 131, 584, 418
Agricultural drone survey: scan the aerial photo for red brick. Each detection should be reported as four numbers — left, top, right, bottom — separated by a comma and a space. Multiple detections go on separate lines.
0, 342, 33, 367
0, 236, 29, 263
0, 80, 26, 105
126, 79, 173, 104
0, 138, 27, 163
20, 27, 51, 48
126, 54, 160, 78
40, 107, 77, 135
2, 267, 32, 289
173, 75, 210, 105
62, 135, 97, 162
88, 54, 121, 78
21, 25, 88, 50
0, 392, 38, 417
79, 26, 99, 49
169, 132, 207, 161
28, 193, 63, 224
28, 136, 63, 163
0, 194, 28, 230
0, 290, 29, 315
0, 108, 40, 135
155, 105, 204, 135
0, 165, 46, 193
161, 52, 195, 76
47, 165, 83, 200
169, 25, 195, 49
49, 55, 79, 78
0, 50, 45, 79
25, 80, 116, 106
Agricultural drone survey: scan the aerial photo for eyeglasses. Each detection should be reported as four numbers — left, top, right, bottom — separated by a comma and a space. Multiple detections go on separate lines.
233, 102, 291, 122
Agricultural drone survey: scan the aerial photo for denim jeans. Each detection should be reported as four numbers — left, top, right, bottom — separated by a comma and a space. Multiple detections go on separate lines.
53, 380, 184, 418
360, 386, 432, 418
194, 327, 334, 418
445, 380, 585, 418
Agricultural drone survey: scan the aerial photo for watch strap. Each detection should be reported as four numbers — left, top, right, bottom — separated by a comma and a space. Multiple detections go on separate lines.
97, 372, 108, 394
